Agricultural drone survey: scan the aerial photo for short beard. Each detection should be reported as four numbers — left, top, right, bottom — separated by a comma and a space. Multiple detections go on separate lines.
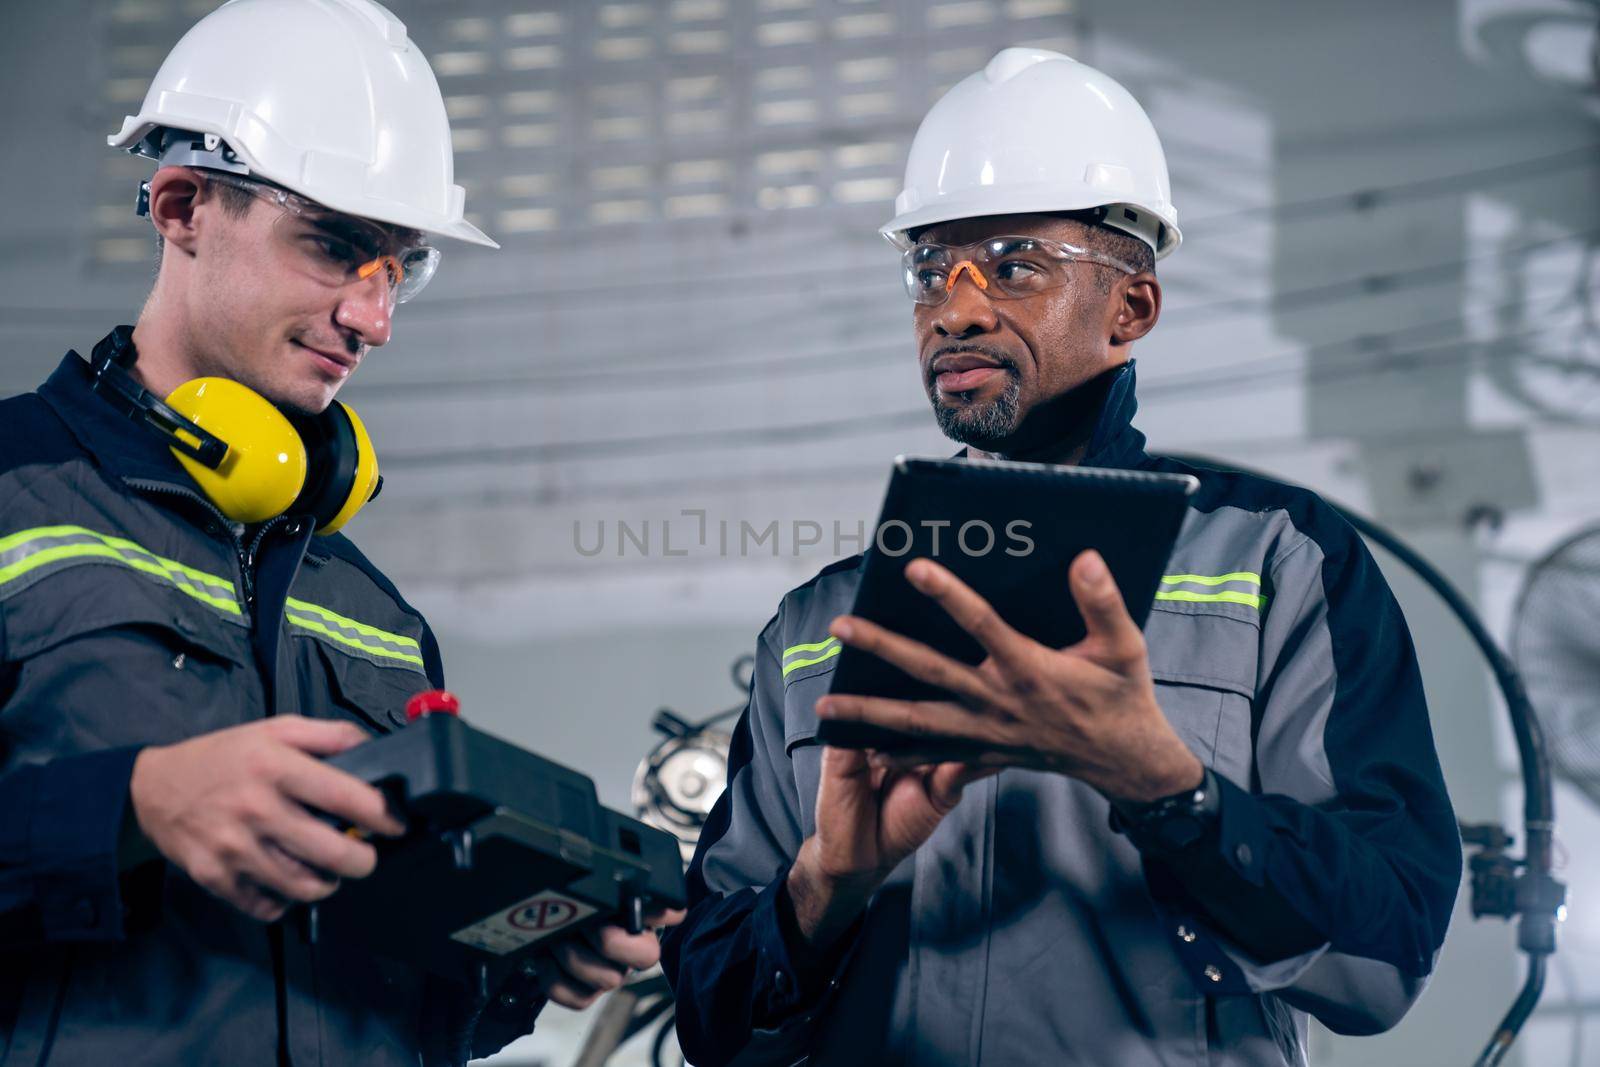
931, 369, 1022, 450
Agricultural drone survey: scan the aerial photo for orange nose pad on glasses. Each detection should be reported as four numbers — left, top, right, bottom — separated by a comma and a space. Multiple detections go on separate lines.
945, 260, 990, 294
355, 255, 403, 290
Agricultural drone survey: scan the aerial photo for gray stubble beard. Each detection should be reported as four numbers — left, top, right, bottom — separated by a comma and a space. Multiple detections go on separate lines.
931, 370, 1023, 450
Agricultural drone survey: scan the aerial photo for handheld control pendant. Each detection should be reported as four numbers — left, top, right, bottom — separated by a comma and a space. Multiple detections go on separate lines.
313, 690, 687, 991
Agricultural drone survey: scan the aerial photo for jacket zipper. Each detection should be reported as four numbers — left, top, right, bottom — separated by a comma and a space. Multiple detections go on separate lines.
125, 481, 304, 1067
123, 478, 291, 613
241, 515, 293, 611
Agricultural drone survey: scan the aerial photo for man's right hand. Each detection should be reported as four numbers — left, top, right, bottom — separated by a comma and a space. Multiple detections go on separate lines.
127, 716, 404, 922
785, 745, 994, 953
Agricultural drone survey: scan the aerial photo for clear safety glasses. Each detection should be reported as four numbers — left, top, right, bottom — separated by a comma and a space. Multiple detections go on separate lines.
901, 235, 1137, 306
201, 172, 441, 304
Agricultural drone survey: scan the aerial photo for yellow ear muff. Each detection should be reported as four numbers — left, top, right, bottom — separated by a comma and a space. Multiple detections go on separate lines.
164, 378, 308, 524
315, 402, 380, 535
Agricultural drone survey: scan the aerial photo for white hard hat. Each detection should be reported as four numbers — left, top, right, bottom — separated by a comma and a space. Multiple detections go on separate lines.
883, 48, 1179, 260
109, 0, 497, 249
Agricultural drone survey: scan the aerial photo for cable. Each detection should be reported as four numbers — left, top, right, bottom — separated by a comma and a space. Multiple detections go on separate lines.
1182, 143, 1599, 232
384, 364, 1599, 514
1158, 225, 1595, 325
1144, 288, 1583, 397
347, 143, 1600, 314
3, 154, 1594, 325
326, 226, 1598, 401
1144, 317, 1588, 405
370, 314, 1595, 471
344, 271, 1584, 399
383, 408, 1600, 516
381, 406, 932, 469
315, 142, 1600, 311
345, 334, 911, 398
367, 217, 1586, 338
371, 237, 1595, 476
379, 454, 890, 512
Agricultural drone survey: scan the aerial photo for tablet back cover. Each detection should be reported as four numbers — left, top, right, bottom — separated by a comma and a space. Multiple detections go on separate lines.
829, 458, 1196, 705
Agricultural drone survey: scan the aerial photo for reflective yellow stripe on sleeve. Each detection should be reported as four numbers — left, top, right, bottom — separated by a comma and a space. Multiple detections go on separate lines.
782, 635, 842, 677
1155, 571, 1267, 611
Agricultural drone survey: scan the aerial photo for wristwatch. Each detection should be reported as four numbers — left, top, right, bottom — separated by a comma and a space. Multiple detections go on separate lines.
1109, 767, 1221, 854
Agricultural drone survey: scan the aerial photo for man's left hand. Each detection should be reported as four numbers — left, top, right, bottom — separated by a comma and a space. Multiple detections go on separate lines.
533, 910, 686, 1011
815, 550, 1203, 805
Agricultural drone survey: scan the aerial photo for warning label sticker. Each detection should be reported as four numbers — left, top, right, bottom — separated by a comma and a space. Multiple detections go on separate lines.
450, 891, 599, 956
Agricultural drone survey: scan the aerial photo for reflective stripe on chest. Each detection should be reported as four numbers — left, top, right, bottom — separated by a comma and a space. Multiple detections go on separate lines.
283, 596, 424, 669
0, 524, 425, 670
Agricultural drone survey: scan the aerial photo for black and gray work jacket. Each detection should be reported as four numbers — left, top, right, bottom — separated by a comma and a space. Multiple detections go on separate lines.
663, 361, 1463, 1067
0, 349, 542, 1065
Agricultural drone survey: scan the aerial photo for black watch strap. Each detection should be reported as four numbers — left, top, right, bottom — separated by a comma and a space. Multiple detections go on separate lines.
1109, 767, 1220, 854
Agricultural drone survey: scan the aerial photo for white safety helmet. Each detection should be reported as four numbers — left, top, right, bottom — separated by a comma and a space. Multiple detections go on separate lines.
883, 48, 1179, 260
109, 0, 497, 248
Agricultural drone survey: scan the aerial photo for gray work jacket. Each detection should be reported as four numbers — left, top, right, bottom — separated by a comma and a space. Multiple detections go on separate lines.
663, 362, 1462, 1067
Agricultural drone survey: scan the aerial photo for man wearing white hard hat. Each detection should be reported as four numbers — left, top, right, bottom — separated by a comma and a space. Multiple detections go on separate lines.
0, 2, 671, 1063
664, 49, 1459, 1065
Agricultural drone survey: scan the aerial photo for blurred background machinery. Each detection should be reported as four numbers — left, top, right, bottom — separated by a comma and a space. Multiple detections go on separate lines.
569, 655, 748, 1067
630, 657, 747, 866
1513, 525, 1600, 815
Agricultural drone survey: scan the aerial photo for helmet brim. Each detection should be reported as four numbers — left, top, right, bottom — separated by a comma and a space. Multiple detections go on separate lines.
881, 187, 1180, 260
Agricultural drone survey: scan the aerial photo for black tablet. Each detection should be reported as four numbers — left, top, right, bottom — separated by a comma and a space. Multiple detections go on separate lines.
816, 456, 1198, 754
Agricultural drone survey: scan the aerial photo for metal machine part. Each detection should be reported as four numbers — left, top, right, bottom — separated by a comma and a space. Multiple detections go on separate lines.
577, 656, 751, 1066
631, 721, 734, 864
630, 655, 749, 863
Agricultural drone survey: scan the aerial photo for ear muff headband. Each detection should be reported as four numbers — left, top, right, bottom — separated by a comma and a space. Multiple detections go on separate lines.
90, 326, 229, 470
287, 402, 380, 535
86, 326, 379, 532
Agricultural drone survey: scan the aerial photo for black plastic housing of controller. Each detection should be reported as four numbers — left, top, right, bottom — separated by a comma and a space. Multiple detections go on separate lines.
314, 712, 687, 987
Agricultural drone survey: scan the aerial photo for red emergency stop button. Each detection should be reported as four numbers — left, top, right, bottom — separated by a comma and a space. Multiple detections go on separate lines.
405, 689, 461, 722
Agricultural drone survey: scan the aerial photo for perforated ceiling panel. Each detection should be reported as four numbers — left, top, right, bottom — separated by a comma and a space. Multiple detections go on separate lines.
90, 0, 1083, 263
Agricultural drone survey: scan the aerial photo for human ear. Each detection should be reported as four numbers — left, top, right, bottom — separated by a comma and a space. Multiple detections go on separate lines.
145, 167, 207, 256
1111, 273, 1161, 345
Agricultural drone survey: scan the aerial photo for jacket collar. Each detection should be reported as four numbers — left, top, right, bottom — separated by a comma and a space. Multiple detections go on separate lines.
958, 359, 1149, 468
1080, 359, 1150, 469
38, 345, 200, 488
40, 341, 330, 564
